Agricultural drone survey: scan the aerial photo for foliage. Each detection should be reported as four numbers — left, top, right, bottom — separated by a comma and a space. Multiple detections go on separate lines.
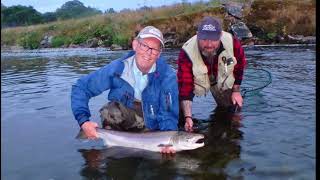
70, 33, 87, 44
112, 34, 129, 47
1, 5, 43, 28
266, 32, 277, 40
51, 36, 71, 47
55, 0, 102, 20
42, 12, 57, 22
105, 8, 116, 14
1, 0, 102, 28
17, 31, 42, 49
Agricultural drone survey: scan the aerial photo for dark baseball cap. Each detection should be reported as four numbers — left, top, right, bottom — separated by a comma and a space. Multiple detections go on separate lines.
197, 16, 222, 41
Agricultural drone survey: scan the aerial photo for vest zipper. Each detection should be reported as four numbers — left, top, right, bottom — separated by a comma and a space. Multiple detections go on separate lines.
221, 75, 229, 89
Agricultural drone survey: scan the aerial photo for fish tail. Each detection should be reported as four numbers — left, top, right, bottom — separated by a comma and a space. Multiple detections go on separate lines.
75, 129, 87, 139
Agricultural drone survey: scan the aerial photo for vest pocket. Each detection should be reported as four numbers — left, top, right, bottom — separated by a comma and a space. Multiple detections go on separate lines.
193, 73, 210, 96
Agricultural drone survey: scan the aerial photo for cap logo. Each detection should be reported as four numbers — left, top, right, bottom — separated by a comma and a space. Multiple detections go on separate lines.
202, 24, 216, 32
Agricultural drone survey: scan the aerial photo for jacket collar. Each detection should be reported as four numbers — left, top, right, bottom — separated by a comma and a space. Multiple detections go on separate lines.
116, 50, 167, 80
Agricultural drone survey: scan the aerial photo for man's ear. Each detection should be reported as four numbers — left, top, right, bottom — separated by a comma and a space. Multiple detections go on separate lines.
132, 39, 138, 51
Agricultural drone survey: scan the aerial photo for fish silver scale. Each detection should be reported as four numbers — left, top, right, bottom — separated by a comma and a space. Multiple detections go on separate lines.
93, 128, 204, 152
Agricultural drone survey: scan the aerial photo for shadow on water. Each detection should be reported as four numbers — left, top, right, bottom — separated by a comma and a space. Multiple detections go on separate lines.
77, 108, 245, 179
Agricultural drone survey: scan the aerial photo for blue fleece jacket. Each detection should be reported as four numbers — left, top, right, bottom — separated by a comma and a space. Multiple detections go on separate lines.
71, 51, 179, 130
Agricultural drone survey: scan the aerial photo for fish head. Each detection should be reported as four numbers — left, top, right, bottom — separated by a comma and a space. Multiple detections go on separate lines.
172, 132, 205, 151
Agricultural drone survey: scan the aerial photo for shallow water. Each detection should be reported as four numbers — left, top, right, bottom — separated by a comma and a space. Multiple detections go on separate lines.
1, 46, 315, 180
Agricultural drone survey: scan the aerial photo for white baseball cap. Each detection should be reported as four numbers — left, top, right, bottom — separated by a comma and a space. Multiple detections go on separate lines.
136, 26, 164, 47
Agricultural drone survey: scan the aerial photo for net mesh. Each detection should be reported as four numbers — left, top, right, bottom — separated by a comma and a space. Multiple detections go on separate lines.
240, 68, 272, 97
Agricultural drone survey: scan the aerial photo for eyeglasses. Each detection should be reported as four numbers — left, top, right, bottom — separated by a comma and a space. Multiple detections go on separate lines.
138, 40, 162, 56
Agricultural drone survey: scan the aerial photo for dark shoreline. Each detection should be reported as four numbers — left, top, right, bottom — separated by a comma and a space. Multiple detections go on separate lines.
1, 43, 316, 54
1, 41, 316, 52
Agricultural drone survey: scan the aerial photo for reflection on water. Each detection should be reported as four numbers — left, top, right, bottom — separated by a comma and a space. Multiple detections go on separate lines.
1, 46, 315, 180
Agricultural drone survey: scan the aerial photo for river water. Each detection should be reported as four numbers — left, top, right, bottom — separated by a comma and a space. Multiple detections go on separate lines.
1, 45, 315, 180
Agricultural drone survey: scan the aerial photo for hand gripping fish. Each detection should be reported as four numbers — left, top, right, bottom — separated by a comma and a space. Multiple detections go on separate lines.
77, 128, 205, 152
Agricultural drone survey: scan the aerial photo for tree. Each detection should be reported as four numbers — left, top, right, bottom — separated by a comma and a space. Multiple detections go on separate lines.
1, 3, 7, 27
42, 12, 57, 22
2, 5, 43, 28
55, 0, 102, 20
105, 8, 116, 14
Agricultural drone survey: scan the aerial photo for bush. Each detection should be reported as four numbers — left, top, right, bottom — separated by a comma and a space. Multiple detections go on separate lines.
71, 33, 87, 44
266, 32, 277, 40
17, 31, 42, 49
112, 34, 129, 47
51, 36, 71, 47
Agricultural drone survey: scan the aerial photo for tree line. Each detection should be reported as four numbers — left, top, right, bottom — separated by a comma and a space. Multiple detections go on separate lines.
1, 0, 116, 28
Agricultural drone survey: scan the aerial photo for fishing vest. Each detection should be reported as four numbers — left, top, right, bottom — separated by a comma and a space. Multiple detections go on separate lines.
182, 31, 237, 96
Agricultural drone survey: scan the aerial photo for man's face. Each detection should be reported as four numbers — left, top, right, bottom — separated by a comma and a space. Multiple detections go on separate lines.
132, 37, 162, 74
198, 39, 221, 57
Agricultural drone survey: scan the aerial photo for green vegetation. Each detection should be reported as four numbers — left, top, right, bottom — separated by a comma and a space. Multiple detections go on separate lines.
1, 5, 43, 28
17, 31, 43, 49
55, 0, 102, 20
1, 0, 316, 49
51, 36, 71, 47
1, 0, 102, 28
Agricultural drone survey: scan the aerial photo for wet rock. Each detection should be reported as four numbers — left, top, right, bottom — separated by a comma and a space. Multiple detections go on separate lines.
98, 40, 104, 46
40, 35, 53, 48
164, 31, 176, 47
275, 34, 285, 43
247, 25, 265, 38
68, 44, 81, 48
287, 35, 316, 44
86, 38, 99, 48
223, 2, 244, 19
164, 38, 176, 47
230, 21, 253, 40
110, 44, 123, 50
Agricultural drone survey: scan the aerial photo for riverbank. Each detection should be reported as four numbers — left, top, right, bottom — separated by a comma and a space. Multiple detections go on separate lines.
1, 0, 315, 50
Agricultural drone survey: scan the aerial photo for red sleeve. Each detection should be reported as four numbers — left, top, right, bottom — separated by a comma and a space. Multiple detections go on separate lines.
233, 36, 247, 85
176, 49, 195, 101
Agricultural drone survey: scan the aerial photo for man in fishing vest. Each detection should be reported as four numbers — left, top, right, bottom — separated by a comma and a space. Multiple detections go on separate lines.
177, 16, 247, 132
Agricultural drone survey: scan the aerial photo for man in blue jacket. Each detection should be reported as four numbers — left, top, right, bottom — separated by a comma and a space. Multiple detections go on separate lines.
71, 26, 179, 153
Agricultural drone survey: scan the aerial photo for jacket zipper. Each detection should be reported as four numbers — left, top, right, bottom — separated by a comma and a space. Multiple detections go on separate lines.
166, 92, 172, 111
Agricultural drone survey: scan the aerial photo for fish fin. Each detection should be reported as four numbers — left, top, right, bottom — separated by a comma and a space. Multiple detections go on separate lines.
158, 144, 173, 147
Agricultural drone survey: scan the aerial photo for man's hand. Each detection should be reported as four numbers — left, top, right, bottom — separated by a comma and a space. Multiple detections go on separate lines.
181, 100, 193, 132
184, 117, 193, 132
231, 91, 243, 107
81, 121, 99, 139
160, 146, 176, 154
